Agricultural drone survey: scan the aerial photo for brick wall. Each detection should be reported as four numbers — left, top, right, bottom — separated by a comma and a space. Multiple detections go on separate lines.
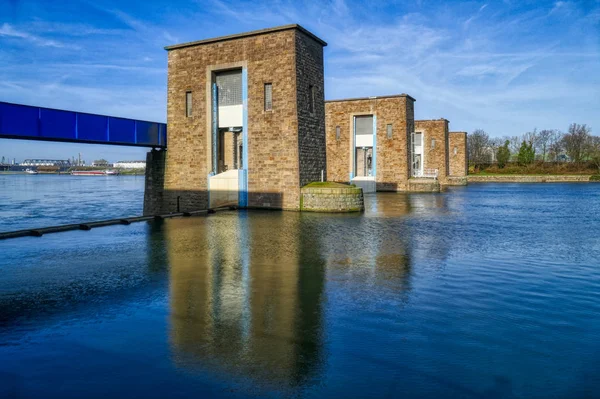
414, 119, 449, 183
164, 26, 326, 212
448, 131, 467, 177
296, 31, 327, 187
325, 95, 415, 191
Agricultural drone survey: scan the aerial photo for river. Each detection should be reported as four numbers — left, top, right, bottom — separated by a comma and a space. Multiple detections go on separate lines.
1, 180, 599, 398
0, 174, 145, 232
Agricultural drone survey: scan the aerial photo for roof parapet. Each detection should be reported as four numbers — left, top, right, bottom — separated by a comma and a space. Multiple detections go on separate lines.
165, 24, 327, 51
325, 93, 416, 103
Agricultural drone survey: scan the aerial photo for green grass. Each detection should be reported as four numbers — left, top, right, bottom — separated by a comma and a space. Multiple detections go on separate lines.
590, 175, 600, 182
303, 181, 354, 188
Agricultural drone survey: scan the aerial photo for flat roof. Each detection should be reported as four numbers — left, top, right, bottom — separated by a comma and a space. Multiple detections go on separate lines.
165, 24, 327, 50
325, 94, 417, 103
416, 118, 450, 123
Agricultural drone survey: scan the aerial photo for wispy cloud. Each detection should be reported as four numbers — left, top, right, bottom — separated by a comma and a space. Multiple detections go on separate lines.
0, 23, 75, 48
0, 0, 599, 162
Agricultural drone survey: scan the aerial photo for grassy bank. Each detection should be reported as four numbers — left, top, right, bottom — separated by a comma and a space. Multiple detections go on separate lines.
470, 161, 598, 176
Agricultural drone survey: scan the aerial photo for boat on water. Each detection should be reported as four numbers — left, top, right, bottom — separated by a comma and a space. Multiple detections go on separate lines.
25, 169, 39, 174
71, 169, 119, 176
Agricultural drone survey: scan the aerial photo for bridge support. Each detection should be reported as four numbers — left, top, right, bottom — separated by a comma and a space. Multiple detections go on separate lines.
143, 148, 166, 216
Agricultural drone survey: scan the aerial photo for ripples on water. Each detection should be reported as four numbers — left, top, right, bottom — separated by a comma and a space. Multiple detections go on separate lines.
1, 182, 599, 398
0, 175, 145, 232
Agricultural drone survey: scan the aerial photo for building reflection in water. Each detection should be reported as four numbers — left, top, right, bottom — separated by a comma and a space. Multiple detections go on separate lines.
161, 194, 447, 390
165, 211, 325, 389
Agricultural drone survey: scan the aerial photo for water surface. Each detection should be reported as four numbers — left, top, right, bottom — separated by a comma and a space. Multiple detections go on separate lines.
1, 183, 599, 398
0, 174, 144, 232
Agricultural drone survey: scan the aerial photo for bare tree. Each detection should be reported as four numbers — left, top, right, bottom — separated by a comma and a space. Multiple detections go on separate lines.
548, 130, 564, 161
509, 136, 521, 158
468, 129, 491, 169
535, 129, 553, 161
523, 129, 538, 146
562, 123, 592, 162
488, 137, 504, 163
589, 136, 600, 173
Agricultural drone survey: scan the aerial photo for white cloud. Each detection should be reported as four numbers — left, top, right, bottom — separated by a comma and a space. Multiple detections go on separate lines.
0, 23, 76, 48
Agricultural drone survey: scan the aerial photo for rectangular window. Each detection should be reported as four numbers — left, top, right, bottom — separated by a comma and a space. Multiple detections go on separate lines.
264, 83, 272, 111
185, 91, 192, 117
309, 85, 315, 113
387, 124, 393, 139
336, 126, 341, 141
431, 138, 436, 149
355, 115, 374, 136
215, 70, 242, 106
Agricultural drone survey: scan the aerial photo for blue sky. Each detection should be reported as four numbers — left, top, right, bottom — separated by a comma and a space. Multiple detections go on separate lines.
1, 0, 599, 163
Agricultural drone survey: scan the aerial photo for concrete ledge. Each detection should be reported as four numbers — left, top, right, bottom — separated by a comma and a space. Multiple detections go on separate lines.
444, 176, 468, 186
408, 178, 441, 192
300, 183, 364, 212
468, 175, 592, 183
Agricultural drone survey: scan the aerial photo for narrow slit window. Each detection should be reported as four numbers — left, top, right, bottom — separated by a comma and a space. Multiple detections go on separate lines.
264, 83, 272, 111
431, 138, 436, 149
309, 85, 315, 114
185, 91, 192, 117
387, 124, 393, 139
336, 126, 341, 141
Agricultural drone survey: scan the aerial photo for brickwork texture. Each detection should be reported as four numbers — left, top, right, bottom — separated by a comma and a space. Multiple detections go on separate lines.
448, 131, 468, 177
325, 96, 415, 192
414, 119, 449, 184
163, 26, 325, 212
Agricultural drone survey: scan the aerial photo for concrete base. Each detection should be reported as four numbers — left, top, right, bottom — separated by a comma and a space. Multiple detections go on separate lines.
143, 149, 166, 216
408, 178, 441, 192
351, 177, 376, 194
444, 176, 468, 186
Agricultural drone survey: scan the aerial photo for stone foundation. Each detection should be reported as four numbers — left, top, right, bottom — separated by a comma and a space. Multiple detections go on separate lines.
300, 184, 364, 212
408, 178, 440, 192
143, 149, 166, 215
444, 176, 468, 186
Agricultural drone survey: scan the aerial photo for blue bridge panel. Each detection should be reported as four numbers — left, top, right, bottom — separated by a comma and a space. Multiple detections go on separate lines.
40, 108, 76, 140
0, 101, 166, 148
78, 113, 109, 142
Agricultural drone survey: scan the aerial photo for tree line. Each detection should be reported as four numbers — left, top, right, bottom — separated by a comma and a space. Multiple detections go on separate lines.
468, 123, 600, 171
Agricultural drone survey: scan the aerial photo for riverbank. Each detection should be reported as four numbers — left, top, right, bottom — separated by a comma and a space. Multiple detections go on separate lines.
468, 174, 598, 183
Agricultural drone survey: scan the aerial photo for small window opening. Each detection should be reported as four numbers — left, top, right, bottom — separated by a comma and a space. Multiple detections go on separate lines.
431, 138, 436, 149
185, 91, 192, 117
309, 85, 315, 114
387, 124, 393, 139
264, 83, 272, 111
453, 146, 458, 155
336, 126, 341, 141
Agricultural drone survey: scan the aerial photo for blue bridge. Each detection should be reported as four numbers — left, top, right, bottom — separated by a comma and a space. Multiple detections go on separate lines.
0, 101, 166, 148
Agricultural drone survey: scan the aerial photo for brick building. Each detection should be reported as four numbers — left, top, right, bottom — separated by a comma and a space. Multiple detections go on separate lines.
325, 95, 415, 192
325, 96, 467, 192
145, 24, 468, 214
159, 24, 326, 213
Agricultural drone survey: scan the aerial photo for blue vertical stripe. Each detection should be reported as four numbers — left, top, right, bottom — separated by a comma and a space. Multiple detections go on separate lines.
212, 83, 219, 174
372, 115, 377, 177
350, 116, 355, 181
239, 67, 249, 207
